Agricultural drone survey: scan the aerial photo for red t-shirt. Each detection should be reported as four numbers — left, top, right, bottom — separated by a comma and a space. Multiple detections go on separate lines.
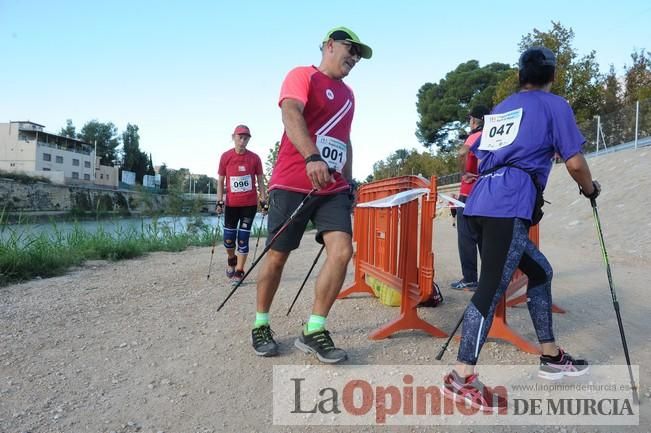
269, 66, 352, 195
459, 131, 481, 197
218, 149, 263, 207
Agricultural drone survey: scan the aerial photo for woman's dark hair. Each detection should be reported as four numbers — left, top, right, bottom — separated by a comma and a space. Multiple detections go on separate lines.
518, 46, 556, 87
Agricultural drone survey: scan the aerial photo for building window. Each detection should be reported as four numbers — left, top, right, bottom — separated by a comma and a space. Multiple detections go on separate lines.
73, 159, 80, 166
100, 174, 104, 179
106, 174, 109, 180
84, 161, 91, 168
72, 172, 79, 179
43, 168, 51, 171
84, 174, 90, 180
43, 153, 51, 161
56, 155, 63, 164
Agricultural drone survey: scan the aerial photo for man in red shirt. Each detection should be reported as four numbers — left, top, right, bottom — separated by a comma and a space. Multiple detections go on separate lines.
251, 26, 372, 363
216, 125, 267, 286
450, 105, 489, 291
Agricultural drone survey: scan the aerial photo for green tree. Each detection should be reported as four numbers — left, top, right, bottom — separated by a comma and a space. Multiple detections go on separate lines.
121, 124, 141, 171
147, 153, 155, 176
79, 120, 121, 166
371, 148, 459, 181
59, 119, 76, 138
265, 141, 280, 180
603, 65, 623, 114
416, 60, 513, 152
624, 49, 651, 103
513, 21, 605, 124
158, 163, 169, 189
120, 123, 151, 183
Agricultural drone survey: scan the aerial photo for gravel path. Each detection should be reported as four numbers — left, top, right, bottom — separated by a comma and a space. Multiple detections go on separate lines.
2, 149, 650, 433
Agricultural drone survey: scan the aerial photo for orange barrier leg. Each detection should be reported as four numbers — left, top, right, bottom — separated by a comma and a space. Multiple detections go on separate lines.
455, 275, 541, 354
338, 279, 375, 299
369, 304, 448, 340
486, 297, 541, 355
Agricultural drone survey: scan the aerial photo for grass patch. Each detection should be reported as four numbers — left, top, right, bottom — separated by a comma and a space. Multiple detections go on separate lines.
0, 216, 222, 287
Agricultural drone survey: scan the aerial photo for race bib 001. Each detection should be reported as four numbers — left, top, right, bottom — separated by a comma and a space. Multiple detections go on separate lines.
478, 108, 523, 151
229, 174, 252, 193
316, 135, 347, 173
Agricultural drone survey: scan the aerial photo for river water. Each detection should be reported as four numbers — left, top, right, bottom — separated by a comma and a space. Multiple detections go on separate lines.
1, 213, 267, 240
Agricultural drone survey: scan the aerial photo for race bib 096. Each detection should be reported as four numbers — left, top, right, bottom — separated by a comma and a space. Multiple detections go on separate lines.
230, 174, 252, 193
316, 135, 347, 173
479, 108, 523, 151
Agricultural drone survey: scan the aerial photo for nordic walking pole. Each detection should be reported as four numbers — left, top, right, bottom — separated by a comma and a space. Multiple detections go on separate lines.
435, 312, 464, 360
206, 214, 222, 280
286, 244, 325, 316
217, 188, 317, 312
590, 197, 639, 405
251, 214, 266, 262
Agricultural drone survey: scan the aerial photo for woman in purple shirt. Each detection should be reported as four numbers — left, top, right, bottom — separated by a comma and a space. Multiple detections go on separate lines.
442, 46, 601, 412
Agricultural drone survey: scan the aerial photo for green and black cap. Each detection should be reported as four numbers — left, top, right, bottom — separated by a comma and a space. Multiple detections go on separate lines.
322, 26, 373, 59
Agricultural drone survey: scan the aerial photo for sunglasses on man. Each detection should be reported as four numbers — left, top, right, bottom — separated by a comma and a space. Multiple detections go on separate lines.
336, 41, 363, 58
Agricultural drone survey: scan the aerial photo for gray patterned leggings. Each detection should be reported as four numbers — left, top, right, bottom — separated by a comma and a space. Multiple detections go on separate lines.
457, 217, 554, 365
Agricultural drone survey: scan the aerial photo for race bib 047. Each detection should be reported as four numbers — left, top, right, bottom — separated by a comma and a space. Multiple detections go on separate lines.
229, 174, 253, 193
316, 135, 347, 173
479, 108, 523, 151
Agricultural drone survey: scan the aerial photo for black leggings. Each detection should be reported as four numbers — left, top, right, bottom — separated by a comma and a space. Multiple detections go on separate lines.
457, 217, 555, 365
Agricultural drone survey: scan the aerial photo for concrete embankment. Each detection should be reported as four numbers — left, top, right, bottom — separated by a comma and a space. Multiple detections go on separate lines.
0, 178, 169, 216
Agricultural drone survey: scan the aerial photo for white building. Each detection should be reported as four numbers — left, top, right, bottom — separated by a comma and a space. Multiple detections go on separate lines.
0, 121, 116, 187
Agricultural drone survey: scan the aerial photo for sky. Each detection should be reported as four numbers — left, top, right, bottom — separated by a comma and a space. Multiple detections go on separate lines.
1, 0, 650, 180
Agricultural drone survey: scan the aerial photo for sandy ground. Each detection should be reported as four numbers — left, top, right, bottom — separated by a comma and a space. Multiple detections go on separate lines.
1, 148, 650, 433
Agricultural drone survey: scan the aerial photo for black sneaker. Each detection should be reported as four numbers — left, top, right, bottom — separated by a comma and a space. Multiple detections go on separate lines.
450, 279, 478, 291
294, 329, 347, 364
251, 325, 279, 357
539, 348, 589, 380
442, 370, 508, 413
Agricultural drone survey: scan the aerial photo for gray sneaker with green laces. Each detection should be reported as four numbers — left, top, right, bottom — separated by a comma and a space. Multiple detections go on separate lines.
251, 325, 279, 357
294, 329, 347, 364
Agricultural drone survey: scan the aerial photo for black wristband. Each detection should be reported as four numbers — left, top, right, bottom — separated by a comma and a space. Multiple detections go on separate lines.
217, 200, 224, 206
305, 153, 325, 165
579, 181, 599, 200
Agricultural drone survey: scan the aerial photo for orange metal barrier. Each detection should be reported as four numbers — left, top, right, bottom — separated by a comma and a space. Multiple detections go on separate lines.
338, 175, 447, 340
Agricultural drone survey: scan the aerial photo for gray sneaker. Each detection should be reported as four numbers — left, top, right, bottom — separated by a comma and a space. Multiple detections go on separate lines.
251, 325, 279, 357
450, 279, 478, 291
295, 329, 347, 364
539, 348, 589, 380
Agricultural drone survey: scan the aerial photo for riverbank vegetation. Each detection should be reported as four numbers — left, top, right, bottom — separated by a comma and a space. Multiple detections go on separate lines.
0, 215, 238, 287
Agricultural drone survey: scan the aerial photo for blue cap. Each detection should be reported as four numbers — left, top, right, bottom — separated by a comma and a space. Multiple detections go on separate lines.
519, 46, 557, 69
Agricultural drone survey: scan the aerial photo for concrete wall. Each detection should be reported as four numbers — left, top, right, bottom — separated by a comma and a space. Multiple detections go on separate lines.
0, 178, 168, 214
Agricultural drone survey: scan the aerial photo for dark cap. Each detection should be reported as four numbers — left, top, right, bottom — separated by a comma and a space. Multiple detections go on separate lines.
469, 105, 490, 120
519, 46, 557, 69
323, 26, 373, 59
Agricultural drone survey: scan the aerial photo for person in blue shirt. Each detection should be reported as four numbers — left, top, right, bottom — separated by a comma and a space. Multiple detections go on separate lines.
442, 46, 601, 412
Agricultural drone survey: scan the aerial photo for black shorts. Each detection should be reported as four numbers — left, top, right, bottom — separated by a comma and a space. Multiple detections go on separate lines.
266, 189, 353, 252
224, 205, 257, 230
